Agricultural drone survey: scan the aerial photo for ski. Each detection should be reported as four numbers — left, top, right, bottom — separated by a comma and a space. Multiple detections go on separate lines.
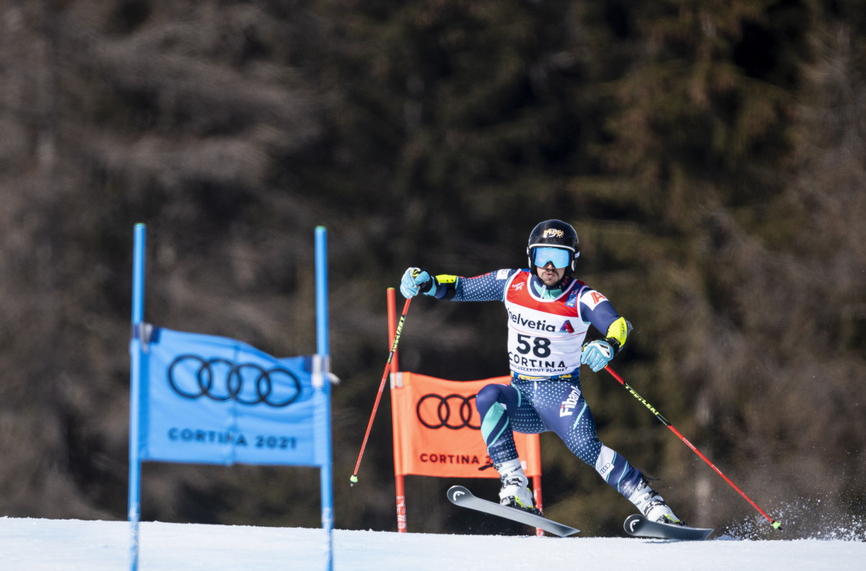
623, 514, 713, 540
446, 485, 579, 537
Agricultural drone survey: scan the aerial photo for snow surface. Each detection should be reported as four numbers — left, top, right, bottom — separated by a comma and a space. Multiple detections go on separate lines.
0, 516, 864, 571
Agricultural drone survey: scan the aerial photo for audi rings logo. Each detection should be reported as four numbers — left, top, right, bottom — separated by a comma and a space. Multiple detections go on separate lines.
416, 393, 480, 430
167, 355, 302, 408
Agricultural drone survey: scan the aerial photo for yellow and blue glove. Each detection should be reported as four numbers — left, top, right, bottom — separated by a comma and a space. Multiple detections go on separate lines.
580, 339, 615, 372
400, 267, 438, 298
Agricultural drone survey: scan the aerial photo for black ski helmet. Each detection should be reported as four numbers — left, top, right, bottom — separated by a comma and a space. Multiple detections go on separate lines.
526, 219, 580, 272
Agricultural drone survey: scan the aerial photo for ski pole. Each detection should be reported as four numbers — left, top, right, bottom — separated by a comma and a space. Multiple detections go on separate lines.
350, 295, 412, 486
603, 366, 782, 530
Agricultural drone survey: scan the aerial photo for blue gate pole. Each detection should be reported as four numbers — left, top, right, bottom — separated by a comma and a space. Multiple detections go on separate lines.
128, 223, 146, 571
314, 226, 334, 571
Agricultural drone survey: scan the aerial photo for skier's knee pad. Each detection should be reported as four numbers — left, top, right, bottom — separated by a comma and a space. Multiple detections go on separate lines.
594, 444, 616, 479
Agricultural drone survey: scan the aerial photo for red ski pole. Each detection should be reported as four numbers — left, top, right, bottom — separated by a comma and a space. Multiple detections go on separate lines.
604, 366, 782, 530
350, 295, 411, 486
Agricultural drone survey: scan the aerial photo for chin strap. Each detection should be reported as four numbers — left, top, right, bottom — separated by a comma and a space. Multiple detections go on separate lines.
530, 274, 570, 298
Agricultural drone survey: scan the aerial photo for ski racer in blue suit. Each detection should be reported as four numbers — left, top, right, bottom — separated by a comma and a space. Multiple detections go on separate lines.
400, 219, 684, 525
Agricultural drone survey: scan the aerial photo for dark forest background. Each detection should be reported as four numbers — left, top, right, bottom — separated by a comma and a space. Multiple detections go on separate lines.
1, 0, 864, 539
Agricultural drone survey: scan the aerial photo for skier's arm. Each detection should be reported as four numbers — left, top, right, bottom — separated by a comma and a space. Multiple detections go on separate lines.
400, 267, 514, 301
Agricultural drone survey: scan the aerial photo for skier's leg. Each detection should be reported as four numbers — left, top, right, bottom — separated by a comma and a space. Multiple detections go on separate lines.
592, 435, 684, 524
475, 382, 544, 510
533, 380, 685, 524
475, 383, 521, 465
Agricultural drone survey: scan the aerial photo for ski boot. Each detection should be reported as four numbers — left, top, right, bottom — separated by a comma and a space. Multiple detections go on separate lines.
628, 479, 685, 526
496, 459, 541, 515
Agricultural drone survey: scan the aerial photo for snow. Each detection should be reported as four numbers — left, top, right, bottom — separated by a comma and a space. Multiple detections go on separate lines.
1, 516, 864, 571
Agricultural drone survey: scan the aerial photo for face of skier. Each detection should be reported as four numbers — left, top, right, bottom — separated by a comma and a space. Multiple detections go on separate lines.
536, 261, 565, 287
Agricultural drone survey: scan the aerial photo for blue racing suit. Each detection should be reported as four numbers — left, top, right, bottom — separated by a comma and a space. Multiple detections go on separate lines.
428, 268, 645, 501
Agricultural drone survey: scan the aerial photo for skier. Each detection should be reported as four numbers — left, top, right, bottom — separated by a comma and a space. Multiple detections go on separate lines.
400, 219, 684, 525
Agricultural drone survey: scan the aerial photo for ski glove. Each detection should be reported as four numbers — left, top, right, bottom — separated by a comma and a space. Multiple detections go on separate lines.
581, 339, 614, 372
400, 267, 437, 298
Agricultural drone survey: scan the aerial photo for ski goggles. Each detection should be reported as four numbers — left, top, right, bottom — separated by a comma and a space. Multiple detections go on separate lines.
532, 246, 572, 269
